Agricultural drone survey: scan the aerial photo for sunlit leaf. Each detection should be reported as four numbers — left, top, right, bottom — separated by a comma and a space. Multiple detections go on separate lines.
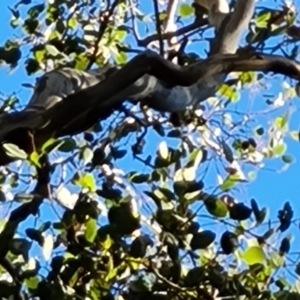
2, 143, 27, 159
29, 151, 41, 168
42, 234, 54, 261
158, 141, 169, 160
178, 3, 194, 17
80, 147, 94, 165
242, 246, 266, 265
220, 174, 240, 191
74, 173, 96, 192
85, 218, 97, 243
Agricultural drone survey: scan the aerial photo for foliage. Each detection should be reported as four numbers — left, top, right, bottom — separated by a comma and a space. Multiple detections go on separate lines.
0, 0, 300, 299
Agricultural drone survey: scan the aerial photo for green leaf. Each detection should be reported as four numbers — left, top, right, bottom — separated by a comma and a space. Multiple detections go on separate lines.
99, 233, 112, 250
25, 228, 44, 246
33, 47, 45, 63
174, 166, 196, 183
114, 28, 127, 41
29, 151, 41, 168
190, 230, 216, 250
28, 4, 44, 18
255, 126, 264, 136
38, 221, 51, 232
9, 238, 32, 260
24, 21, 39, 34
74, 173, 96, 192
80, 147, 94, 165
85, 218, 97, 243
58, 138, 77, 152
270, 252, 284, 268
220, 231, 238, 254
42, 235, 54, 261
41, 137, 63, 154
255, 11, 271, 28
282, 154, 293, 164
158, 141, 169, 160
251, 199, 267, 224
242, 246, 266, 265
67, 18, 77, 29
273, 143, 286, 156
240, 71, 255, 85
178, 3, 194, 17
205, 197, 228, 218
128, 172, 149, 184
2, 143, 28, 159
111, 148, 127, 159
220, 174, 240, 191
221, 140, 234, 163
290, 130, 299, 141
229, 203, 252, 221
295, 263, 300, 276
25, 276, 39, 290
115, 50, 127, 65
45, 44, 60, 57
275, 112, 289, 129
219, 84, 239, 103
14, 193, 34, 203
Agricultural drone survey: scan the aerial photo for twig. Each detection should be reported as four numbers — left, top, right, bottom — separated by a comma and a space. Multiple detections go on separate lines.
163, 0, 180, 61
153, 0, 165, 56
139, 18, 208, 47
87, 0, 121, 69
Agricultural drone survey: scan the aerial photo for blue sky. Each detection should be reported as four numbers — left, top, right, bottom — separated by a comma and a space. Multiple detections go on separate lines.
1, 0, 300, 277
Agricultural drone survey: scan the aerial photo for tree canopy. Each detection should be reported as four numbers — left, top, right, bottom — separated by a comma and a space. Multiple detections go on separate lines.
0, 0, 300, 299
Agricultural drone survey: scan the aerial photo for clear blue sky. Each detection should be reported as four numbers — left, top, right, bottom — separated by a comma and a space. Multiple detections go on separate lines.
1, 0, 300, 271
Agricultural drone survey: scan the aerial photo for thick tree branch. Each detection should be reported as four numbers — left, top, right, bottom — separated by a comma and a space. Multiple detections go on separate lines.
0, 51, 299, 143
0, 155, 50, 264
0, 0, 298, 169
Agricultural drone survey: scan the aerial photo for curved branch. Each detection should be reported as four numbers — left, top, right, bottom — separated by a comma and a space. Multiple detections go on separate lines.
212, 0, 256, 54
27, 0, 255, 118
0, 0, 298, 169
2, 51, 300, 139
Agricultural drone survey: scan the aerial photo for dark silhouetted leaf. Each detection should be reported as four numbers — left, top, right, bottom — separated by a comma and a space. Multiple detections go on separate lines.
185, 266, 206, 287
9, 238, 31, 261
58, 138, 77, 152
130, 235, 153, 258
278, 202, 293, 232
26, 228, 44, 246
205, 197, 228, 218
190, 230, 216, 250
279, 236, 291, 255
220, 231, 238, 254
108, 201, 140, 235
229, 203, 252, 221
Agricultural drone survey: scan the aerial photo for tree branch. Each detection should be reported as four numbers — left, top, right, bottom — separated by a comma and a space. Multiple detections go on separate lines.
138, 18, 208, 47
211, 0, 256, 54
0, 51, 299, 145
0, 0, 298, 169
0, 155, 51, 263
